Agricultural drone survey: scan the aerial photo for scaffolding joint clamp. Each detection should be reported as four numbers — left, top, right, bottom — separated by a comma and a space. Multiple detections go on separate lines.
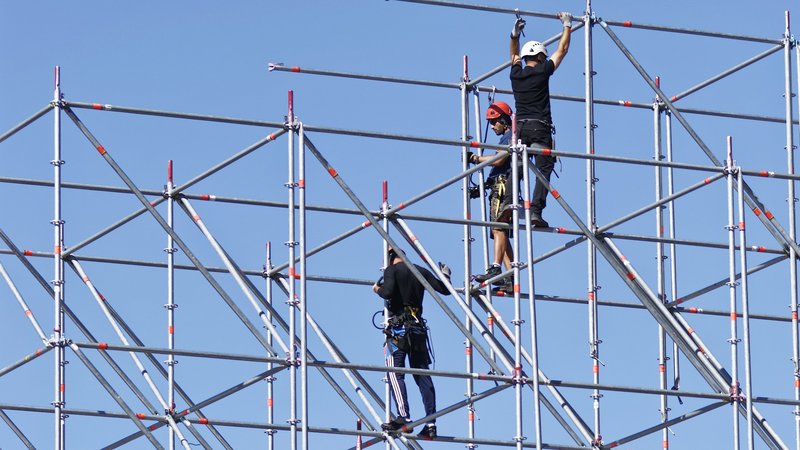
51, 400, 66, 408
511, 319, 525, 325
164, 359, 179, 366
50, 159, 65, 167
725, 281, 740, 287
50, 219, 65, 225
163, 247, 178, 254
163, 303, 179, 310
513, 435, 527, 443
284, 240, 299, 247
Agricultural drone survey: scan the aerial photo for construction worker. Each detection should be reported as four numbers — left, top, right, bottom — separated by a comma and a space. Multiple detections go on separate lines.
373, 247, 451, 439
466, 101, 516, 293
509, 12, 573, 227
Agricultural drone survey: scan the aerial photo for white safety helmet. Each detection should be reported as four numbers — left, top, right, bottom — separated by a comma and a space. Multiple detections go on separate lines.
520, 41, 547, 59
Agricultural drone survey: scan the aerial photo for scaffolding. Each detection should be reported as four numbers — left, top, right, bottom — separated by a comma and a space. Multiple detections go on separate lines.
2, 1, 800, 448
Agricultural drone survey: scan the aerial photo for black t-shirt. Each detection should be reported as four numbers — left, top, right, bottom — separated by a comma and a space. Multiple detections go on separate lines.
376, 262, 449, 318
510, 60, 555, 122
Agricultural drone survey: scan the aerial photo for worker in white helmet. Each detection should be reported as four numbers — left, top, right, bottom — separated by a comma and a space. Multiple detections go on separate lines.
509, 12, 573, 228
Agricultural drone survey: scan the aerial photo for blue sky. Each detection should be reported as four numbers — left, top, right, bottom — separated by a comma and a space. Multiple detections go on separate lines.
2, 1, 800, 448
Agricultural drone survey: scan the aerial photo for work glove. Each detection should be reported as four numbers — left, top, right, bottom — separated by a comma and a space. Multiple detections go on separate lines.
558, 12, 573, 28
438, 262, 452, 280
511, 17, 526, 38
465, 151, 478, 164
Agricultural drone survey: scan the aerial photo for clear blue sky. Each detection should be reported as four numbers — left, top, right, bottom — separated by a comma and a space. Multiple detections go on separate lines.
1, 1, 800, 448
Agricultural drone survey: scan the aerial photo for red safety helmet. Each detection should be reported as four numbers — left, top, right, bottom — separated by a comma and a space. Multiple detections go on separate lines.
486, 101, 513, 120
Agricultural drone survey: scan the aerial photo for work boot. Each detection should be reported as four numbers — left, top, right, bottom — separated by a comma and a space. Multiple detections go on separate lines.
382, 416, 413, 433
493, 279, 514, 296
531, 211, 549, 228
475, 264, 504, 285
417, 424, 437, 440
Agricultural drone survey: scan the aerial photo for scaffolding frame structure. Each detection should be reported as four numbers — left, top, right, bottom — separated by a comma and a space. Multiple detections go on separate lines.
2, 1, 800, 449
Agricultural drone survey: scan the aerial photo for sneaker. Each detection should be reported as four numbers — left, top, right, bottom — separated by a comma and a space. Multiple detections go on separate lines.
417, 424, 437, 440
531, 211, 549, 228
381, 416, 412, 433
493, 279, 514, 296
475, 265, 502, 285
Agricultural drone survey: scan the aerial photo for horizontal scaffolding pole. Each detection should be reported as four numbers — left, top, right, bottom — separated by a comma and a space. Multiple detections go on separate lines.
73, 341, 800, 405
0, 104, 53, 145
393, 0, 781, 44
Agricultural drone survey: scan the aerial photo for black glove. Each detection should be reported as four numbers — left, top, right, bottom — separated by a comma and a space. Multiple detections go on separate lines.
465, 151, 477, 164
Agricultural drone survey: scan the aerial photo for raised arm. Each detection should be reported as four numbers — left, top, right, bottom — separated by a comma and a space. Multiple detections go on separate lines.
550, 12, 573, 70
510, 17, 526, 66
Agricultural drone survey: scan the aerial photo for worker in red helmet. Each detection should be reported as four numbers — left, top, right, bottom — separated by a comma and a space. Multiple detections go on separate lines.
508, 11, 573, 227
465, 101, 515, 293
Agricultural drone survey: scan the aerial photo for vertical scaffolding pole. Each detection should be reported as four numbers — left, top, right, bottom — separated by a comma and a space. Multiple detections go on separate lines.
381, 180, 391, 450
461, 55, 477, 446
726, 137, 741, 450
286, 90, 298, 450
298, 122, 309, 450
583, 3, 602, 445
166, 160, 178, 450
51, 65, 66, 450
737, 167, 755, 450
522, 145, 542, 450
785, 13, 800, 450
653, 77, 669, 450
511, 116, 524, 450
665, 109, 682, 398
265, 242, 276, 450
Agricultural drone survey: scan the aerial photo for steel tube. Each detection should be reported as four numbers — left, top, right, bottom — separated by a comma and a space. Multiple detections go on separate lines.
0, 263, 49, 342
739, 167, 756, 449
0, 346, 53, 379
665, 110, 682, 395
0, 408, 35, 449
166, 160, 177, 450
265, 243, 276, 450
286, 95, 299, 450
269, 63, 459, 89
653, 87, 669, 450
52, 65, 66, 450
298, 122, 309, 450
726, 139, 741, 449
604, 402, 729, 448
511, 128, 524, 450
0, 104, 53, 144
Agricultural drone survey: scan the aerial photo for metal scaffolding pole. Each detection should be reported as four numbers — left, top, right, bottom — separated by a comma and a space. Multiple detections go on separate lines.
460, 55, 478, 448
726, 138, 742, 449
653, 78, 669, 450
0, 263, 49, 343
265, 242, 276, 450
286, 91, 299, 450
166, 160, 178, 450
51, 65, 67, 450
738, 168, 756, 449
786, 13, 800, 450
665, 109, 682, 395
0, 408, 35, 449
297, 121, 310, 450
381, 180, 391, 450
0, 103, 52, 144
510, 121, 524, 450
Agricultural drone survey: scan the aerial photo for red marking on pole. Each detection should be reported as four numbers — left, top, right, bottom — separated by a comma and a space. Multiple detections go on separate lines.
200, 194, 210, 200
92, 103, 103, 110
96, 145, 107, 155
739, 221, 745, 230
192, 214, 200, 222
289, 268, 296, 278
659, 226, 664, 235
704, 178, 711, 184
524, 200, 531, 209
609, 443, 619, 448
557, 227, 567, 233
622, 101, 632, 107
24, 309, 32, 316
148, 424, 158, 431
514, 284, 520, 293
757, 246, 766, 252
542, 148, 552, 156
23, 250, 33, 256
687, 327, 694, 334
60, 384, 65, 393
463, 55, 469, 80
298, 179, 305, 188
759, 171, 769, 177
99, 293, 106, 302
753, 207, 762, 216
291, 66, 301, 72
659, 364, 665, 373
466, 212, 471, 220
149, 200, 157, 207
795, 378, 800, 388
590, 148, 595, 154
199, 418, 209, 425
487, 316, 494, 326
626, 272, 635, 280
167, 160, 173, 182
268, 132, 276, 140
268, 398, 274, 407
382, 180, 388, 203
465, 347, 472, 356
168, 325, 174, 335
410, 235, 418, 242
620, 255, 627, 262
327, 167, 338, 177
396, 202, 405, 210
765, 210, 774, 220
468, 411, 474, 422
470, 141, 480, 148
623, 21, 632, 27
793, 311, 798, 320
81, 275, 89, 283
287, 90, 294, 123
180, 410, 188, 416
496, 290, 508, 297
136, 413, 146, 419
655, 77, 660, 88
663, 440, 669, 449
35, 348, 42, 356
551, 189, 561, 199
592, 364, 599, 374
361, 220, 371, 228
54, 245, 61, 255
688, 307, 698, 313
98, 343, 109, 350
730, 312, 737, 321
675, 298, 683, 305
588, 292, 595, 301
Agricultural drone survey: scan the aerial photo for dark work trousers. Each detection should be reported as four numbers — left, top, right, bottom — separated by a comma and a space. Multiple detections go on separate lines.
517, 119, 556, 214
385, 342, 436, 423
